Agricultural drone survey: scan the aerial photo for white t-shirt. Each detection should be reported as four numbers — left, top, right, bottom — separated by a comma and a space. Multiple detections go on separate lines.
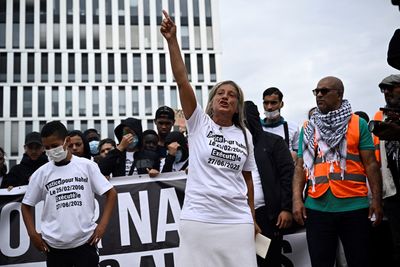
252, 169, 265, 209
125, 151, 134, 175
262, 120, 299, 152
22, 155, 113, 249
181, 104, 257, 224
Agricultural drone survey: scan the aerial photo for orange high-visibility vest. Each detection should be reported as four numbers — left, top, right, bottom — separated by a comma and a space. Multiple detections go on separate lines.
306, 114, 368, 198
373, 111, 383, 164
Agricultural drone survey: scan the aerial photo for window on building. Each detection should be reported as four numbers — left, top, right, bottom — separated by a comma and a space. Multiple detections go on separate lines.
143, 1, 150, 49
52, 87, 59, 116
25, 2, 34, 48
80, 120, 87, 132
159, 54, 166, 82
210, 54, 216, 82
0, 2, 5, 48
79, 87, 86, 116
184, 54, 191, 81
106, 87, 113, 116
147, 120, 154, 130
132, 86, 139, 116
195, 86, 203, 108
55, 53, 62, 82
156, 0, 163, 49
130, 0, 139, 49
180, 0, 188, 26
67, 121, 74, 131
158, 86, 164, 106
11, 122, 19, 156
145, 86, 152, 115
107, 120, 114, 140
80, 0, 87, 50
41, 53, 48, 82
68, 53, 75, 82
133, 54, 141, 82
25, 121, 33, 136
147, 54, 153, 82
92, 86, 99, 116
65, 87, 73, 117
119, 87, 126, 116
28, 53, 35, 82
38, 87, 45, 117
106, 0, 112, 49
197, 54, 204, 82
54, 0, 60, 49
14, 53, 21, 82
205, 0, 214, 49
10, 87, 18, 117
13, 0, 19, 48
94, 120, 101, 133
92, 0, 99, 49
118, 0, 125, 49
108, 54, 115, 82
170, 86, 177, 109
193, 0, 201, 49
40, 0, 46, 48
39, 120, 46, 132
0, 87, 3, 117
82, 53, 88, 82
168, 0, 175, 20
121, 54, 128, 82
95, 53, 101, 82
181, 26, 189, 50
0, 53, 6, 82
23, 87, 32, 117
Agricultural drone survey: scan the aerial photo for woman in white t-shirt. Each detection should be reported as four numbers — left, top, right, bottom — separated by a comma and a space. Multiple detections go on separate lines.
161, 10, 259, 267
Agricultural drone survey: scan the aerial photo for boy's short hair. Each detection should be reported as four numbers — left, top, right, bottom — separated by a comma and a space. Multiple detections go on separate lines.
41, 121, 68, 140
262, 87, 283, 101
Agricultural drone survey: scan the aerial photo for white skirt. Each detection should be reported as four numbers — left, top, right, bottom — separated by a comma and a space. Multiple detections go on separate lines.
176, 220, 257, 267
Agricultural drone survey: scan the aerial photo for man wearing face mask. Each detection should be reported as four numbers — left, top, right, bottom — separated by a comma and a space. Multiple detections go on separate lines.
20, 121, 116, 267
98, 118, 143, 177
161, 131, 189, 173
261, 87, 299, 161
84, 129, 101, 158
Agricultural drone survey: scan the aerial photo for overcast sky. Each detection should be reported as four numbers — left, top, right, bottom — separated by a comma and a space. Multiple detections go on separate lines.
218, 0, 399, 125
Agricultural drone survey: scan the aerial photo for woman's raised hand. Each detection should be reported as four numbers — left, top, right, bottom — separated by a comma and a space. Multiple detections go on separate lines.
160, 10, 176, 41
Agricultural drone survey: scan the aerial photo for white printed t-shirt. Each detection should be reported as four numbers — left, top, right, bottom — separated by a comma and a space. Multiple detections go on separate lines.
181, 104, 257, 224
22, 155, 113, 249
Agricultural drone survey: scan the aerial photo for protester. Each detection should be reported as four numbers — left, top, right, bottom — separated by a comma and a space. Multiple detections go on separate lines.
261, 87, 300, 161
244, 101, 294, 267
292, 76, 383, 267
154, 105, 175, 157
372, 74, 400, 265
98, 118, 142, 177
161, 131, 189, 173
97, 138, 116, 159
84, 128, 101, 157
67, 130, 91, 159
1, 132, 48, 188
20, 121, 117, 267
134, 129, 160, 177
161, 10, 258, 266
0, 147, 7, 187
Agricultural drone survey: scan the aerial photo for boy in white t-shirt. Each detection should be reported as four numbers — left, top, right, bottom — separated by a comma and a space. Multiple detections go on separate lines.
21, 121, 117, 267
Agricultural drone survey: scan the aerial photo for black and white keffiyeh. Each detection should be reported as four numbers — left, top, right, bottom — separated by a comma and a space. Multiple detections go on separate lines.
302, 99, 352, 191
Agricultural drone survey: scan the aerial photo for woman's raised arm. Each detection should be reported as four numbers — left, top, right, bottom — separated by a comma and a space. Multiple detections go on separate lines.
160, 10, 196, 119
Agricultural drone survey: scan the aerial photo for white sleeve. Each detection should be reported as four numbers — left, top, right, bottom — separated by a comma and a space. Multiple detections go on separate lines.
186, 103, 207, 135
88, 161, 113, 196
22, 168, 45, 206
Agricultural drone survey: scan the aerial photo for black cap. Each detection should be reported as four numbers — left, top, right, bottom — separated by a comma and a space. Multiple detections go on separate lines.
114, 118, 143, 143
379, 74, 400, 89
25, 132, 42, 146
155, 106, 175, 121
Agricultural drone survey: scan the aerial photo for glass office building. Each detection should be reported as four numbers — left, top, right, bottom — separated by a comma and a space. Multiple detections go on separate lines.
0, 0, 220, 167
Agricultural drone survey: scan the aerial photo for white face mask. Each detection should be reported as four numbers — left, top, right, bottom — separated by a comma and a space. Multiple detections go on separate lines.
46, 145, 68, 162
264, 110, 280, 120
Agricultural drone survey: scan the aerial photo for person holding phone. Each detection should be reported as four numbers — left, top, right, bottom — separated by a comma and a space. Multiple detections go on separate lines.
160, 10, 259, 267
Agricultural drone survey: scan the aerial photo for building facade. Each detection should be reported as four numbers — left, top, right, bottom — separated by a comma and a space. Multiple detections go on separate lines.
0, 0, 221, 167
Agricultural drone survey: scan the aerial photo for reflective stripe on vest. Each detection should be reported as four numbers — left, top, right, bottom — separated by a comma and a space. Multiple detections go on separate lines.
373, 111, 383, 164
306, 114, 368, 198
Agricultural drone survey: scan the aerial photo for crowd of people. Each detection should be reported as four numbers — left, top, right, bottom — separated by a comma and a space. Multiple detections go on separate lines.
0, 10, 399, 267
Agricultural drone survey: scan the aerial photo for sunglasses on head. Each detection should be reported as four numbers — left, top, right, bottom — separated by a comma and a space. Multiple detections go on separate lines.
312, 87, 338, 96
